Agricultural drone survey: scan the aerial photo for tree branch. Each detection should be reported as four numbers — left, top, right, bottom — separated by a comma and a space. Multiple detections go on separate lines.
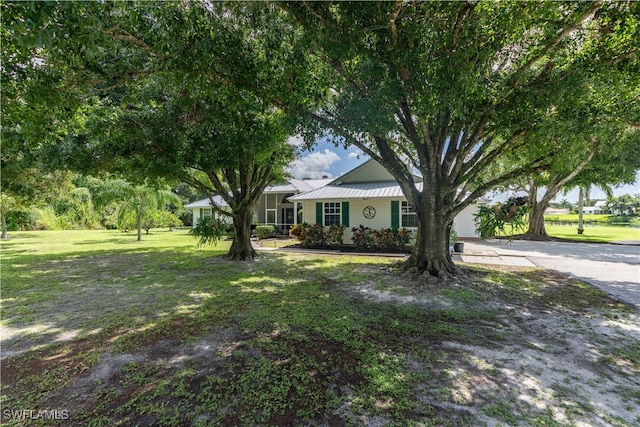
100, 27, 168, 59
500, 1, 603, 102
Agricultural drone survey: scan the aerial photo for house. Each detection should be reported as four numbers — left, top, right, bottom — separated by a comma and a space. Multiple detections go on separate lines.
582, 200, 609, 215
184, 179, 330, 231
288, 159, 479, 240
255, 178, 332, 231
184, 195, 230, 225
184, 159, 481, 239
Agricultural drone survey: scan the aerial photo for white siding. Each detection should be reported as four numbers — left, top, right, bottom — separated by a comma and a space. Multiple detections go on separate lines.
453, 204, 479, 239
192, 209, 199, 228
298, 199, 479, 242
298, 198, 413, 242
349, 199, 394, 229
299, 201, 314, 225
339, 161, 396, 184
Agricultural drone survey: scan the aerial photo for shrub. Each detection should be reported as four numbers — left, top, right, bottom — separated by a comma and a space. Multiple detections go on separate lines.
142, 210, 183, 233
255, 225, 276, 239
289, 223, 309, 241
302, 224, 327, 248
351, 225, 375, 251
325, 224, 345, 246
371, 228, 397, 250
289, 222, 329, 248
6, 208, 38, 231
449, 225, 458, 244
350, 226, 412, 252
394, 227, 412, 248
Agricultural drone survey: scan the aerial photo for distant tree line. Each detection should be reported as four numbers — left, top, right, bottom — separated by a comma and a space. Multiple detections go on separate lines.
1, 174, 201, 239
549, 193, 640, 216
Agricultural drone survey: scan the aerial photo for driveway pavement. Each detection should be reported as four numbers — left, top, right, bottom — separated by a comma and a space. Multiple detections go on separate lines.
462, 240, 640, 310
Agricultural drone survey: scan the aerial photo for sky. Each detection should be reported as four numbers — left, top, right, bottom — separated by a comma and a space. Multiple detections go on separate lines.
286, 137, 639, 204
286, 136, 368, 180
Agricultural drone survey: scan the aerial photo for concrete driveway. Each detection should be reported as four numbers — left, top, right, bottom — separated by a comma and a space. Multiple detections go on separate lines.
463, 239, 640, 310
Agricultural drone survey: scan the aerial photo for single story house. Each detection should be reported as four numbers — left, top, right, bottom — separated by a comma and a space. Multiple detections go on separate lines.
184, 159, 481, 239
287, 159, 479, 240
184, 179, 330, 231
582, 200, 608, 215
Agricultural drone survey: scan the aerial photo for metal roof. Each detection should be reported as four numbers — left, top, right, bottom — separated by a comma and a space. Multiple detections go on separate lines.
184, 195, 229, 208
288, 181, 424, 201
264, 179, 332, 193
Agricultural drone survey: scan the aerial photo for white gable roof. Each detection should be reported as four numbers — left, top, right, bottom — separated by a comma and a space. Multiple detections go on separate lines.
328, 159, 421, 185
289, 159, 423, 201
288, 181, 423, 201
184, 195, 228, 209
288, 159, 480, 203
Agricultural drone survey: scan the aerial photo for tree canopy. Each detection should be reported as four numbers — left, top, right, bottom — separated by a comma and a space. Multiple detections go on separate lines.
5, 1, 639, 274
5, 1, 298, 259
281, 1, 639, 275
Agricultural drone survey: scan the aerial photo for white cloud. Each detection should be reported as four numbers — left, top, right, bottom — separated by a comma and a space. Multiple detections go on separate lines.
286, 135, 305, 147
347, 149, 363, 160
287, 149, 341, 179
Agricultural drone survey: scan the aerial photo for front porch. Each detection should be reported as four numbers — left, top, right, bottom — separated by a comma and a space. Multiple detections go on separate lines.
254, 192, 302, 234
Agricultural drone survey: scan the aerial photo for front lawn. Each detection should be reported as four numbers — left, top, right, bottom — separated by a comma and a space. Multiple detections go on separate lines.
1, 230, 639, 426
545, 224, 640, 242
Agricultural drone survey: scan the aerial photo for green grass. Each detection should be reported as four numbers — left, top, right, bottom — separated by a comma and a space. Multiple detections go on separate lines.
1, 230, 638, 426
545, 214, 640, 225
545, 224, 640, 242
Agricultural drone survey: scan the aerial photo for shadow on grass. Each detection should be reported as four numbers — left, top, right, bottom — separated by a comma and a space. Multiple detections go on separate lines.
3, 248, 639, 426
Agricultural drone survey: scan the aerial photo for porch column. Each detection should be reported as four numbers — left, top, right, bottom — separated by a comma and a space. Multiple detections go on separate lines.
293, 202, 298, 225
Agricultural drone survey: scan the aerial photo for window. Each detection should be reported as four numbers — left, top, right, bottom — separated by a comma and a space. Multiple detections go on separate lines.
266, 209, 276, 225
265, 194, 277, 225
401, 201, 418, 227
324, 202, 341, 226
203, 208, 212, 219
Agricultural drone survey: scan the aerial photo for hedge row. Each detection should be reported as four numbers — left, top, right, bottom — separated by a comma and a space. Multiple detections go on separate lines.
289, 223, 412, 251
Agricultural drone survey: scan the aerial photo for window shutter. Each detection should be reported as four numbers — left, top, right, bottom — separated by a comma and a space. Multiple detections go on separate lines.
316, 202, 323, 225
199, 208, 203, 221
341, 202, 350, 226
391, 201, 399, 228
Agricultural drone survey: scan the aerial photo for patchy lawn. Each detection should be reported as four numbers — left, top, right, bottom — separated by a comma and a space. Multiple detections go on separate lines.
1, 230, 639, 426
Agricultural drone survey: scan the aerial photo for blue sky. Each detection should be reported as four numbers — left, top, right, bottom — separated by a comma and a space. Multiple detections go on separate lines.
287, 137, 639, 203
286, 137, 368, 180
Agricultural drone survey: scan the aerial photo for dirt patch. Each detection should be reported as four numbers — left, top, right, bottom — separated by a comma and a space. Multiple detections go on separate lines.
2, 258, 639, 426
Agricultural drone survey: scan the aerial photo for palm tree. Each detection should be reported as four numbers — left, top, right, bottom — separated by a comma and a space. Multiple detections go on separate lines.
117, 184, 182, 241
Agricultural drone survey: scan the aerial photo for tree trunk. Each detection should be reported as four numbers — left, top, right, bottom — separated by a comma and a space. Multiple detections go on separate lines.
137, 209, 143, 241
525, 198, 550, 239
228, 207, 256, 261
406, 195, 455, 277
577, 187, 585, 234
1, 209, 8, 239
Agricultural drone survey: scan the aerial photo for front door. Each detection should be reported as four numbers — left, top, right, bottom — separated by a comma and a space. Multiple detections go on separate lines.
282, 208, 294, 229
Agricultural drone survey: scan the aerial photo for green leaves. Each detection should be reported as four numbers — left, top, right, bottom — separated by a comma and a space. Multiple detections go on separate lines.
189, 216, 229, 248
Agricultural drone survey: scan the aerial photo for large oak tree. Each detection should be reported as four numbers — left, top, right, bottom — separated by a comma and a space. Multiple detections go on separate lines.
9, 2, 639, 274
7, 2, 297, 259
281, 1, 639, 275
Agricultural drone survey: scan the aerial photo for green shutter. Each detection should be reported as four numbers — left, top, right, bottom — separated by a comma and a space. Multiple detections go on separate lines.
316, 202, 323, 225
391, 201, 399, 228
199, 208, 203, 221
341, 202, 349, 226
